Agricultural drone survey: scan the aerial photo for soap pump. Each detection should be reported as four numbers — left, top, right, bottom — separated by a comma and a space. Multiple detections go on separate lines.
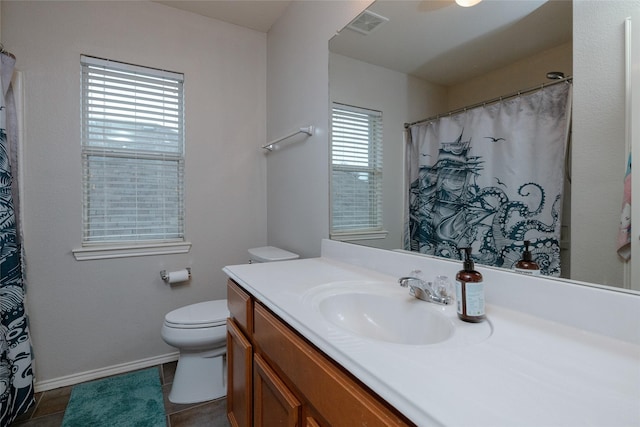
514, 240, 540, 275
455, 248, 485, 323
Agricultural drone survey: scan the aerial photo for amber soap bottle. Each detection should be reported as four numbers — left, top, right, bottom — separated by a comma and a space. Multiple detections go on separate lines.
455, 248, 485, 323
514, 240, 541, 275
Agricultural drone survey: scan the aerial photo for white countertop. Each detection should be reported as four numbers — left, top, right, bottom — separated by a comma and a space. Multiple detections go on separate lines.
223, 242, 640, 427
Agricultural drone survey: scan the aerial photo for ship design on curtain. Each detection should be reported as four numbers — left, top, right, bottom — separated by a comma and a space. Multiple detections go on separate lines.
405, 83, 572, 276
407, 132, 562, 275
0, 53, 34, 425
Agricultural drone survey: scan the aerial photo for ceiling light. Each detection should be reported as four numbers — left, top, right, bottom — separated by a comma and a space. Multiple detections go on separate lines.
455, 0, 482, 7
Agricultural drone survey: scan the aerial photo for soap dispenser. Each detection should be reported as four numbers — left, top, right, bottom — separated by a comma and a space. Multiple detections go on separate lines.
514, 240, 540, 275
455, 248, 485, 323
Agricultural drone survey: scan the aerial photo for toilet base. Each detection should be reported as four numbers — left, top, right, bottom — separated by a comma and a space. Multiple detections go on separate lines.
168, 351, 226, 404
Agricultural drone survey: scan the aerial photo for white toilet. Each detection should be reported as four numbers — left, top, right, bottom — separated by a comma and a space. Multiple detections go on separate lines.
161, 300, 229, 404
161, 246, 298, 404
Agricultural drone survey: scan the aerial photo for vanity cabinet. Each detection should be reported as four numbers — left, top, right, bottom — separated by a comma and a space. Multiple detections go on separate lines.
226, 279, 414, 427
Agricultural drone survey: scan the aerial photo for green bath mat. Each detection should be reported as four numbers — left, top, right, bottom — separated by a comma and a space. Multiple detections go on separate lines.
62, 367, 166, 427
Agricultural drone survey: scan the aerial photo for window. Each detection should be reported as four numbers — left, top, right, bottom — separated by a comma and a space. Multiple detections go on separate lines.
330, 103, 384, 239
79, 55, 185, 253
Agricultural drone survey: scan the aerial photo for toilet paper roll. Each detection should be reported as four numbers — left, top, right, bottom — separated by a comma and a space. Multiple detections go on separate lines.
166, 269, 190, 284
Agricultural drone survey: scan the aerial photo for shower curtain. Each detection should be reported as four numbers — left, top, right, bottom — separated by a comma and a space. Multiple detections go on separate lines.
405, 83, 572, 276
0, 52, 34, 424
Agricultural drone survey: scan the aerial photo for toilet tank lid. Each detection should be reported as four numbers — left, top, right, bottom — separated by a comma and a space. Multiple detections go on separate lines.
165, 300, 229, 327
249, 246, 299, 262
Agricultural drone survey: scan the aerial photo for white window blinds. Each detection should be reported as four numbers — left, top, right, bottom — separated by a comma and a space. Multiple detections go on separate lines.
81, 55, 185, 245
331, 103, 383, 233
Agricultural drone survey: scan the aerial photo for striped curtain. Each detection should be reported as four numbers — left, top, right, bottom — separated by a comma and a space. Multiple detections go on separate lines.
0, 51, 34, 425
405, 83, 572, 276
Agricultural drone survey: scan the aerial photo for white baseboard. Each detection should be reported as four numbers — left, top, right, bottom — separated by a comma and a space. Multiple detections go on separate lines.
34, 352, 180, 393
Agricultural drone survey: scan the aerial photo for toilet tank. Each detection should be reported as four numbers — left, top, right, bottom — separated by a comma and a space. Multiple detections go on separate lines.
248, 246, 299, 263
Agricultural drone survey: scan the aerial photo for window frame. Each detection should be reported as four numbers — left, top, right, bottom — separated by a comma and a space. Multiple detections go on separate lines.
73, 55, 190, 260
330, 103, 387, 241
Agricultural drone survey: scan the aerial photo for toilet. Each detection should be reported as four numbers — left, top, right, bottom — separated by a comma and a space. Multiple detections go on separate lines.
161, 300, 229, 404
161, 246, 298, 404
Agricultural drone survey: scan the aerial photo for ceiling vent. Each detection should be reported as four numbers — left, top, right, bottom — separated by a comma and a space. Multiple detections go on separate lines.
347, 10, 389, 35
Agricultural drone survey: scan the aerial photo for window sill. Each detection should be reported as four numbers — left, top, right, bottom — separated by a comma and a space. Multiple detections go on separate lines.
72, 241, 192, 261
330, 230, 389, 242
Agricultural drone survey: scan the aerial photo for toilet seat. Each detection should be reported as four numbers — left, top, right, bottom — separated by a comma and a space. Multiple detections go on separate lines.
164, 300, 229, 329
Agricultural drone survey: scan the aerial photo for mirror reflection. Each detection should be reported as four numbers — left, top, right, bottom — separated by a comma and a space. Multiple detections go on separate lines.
329, 0, 630, 288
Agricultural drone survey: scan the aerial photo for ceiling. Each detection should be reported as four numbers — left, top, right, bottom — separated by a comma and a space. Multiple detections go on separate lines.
153, 0, 572, 86
153, 0, 292, 32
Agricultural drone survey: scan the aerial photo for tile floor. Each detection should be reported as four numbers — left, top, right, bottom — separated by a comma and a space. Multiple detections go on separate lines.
11, 361, 231, 427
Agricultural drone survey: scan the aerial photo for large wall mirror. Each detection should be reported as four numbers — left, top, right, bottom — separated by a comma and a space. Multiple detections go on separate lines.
329, 0, 637, 291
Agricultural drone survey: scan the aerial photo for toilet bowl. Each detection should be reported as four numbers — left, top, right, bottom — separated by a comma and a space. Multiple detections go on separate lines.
161, 246, 298, 404
161, 300, 229, 404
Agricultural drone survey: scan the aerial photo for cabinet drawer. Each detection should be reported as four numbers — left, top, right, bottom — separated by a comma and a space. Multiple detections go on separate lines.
253, 303, 412, 427
227, 279, 253, 337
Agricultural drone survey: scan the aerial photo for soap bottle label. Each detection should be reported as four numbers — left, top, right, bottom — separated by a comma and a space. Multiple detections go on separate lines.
514, 267, 541, 276
456, 280, 485, 317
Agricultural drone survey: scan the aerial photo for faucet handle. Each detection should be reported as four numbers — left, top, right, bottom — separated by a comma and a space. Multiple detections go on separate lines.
433, 275, 454, 300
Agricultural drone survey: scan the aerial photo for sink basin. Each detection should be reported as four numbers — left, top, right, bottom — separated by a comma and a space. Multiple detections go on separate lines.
304, 280, 492, 347
318, 292, 453, 345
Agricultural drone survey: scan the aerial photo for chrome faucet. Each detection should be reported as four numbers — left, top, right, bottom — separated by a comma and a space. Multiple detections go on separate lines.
398, 273, 452, 305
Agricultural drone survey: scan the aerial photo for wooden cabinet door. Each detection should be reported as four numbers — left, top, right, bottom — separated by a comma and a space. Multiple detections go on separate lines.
254, 353, 302, 427
227, 318, 253, 427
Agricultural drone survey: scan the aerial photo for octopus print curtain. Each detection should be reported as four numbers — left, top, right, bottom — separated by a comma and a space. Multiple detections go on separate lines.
0, 52, 34, 424
405, 82, 572, 276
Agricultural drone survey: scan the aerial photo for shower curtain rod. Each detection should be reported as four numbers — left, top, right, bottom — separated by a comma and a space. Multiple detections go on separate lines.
404, 76, 572, 129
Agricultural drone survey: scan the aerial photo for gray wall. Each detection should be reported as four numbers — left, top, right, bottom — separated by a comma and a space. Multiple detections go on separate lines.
572, 1, 640, 287
3, 0, 268, 387
266, 0, 374, 259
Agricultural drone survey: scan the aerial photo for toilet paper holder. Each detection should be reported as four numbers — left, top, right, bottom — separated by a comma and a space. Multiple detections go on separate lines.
160, 268, 192, 284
